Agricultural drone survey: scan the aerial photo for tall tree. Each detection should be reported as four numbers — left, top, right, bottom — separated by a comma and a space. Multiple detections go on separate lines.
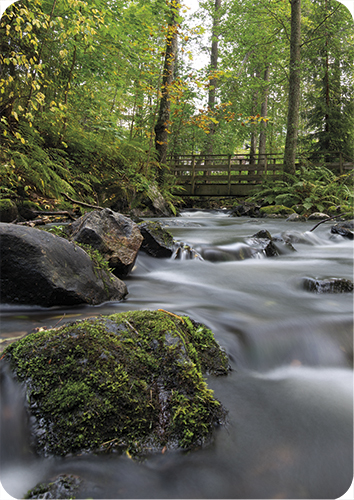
283, 0, 301, 174
155, 0, 180, 183
204, 0, 222, 156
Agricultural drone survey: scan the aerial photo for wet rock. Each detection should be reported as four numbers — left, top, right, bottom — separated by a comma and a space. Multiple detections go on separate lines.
229, 203, 261, 218
138, 221, 174, 258
247, 229, 295, 256
0, 223, 127, 307
201, 243, 258, 262
331, 220, 354, 240
2, 310, 229, 457
286, 213, 306, 222
308, 212, 330, 220
172, 242, 203, 260
0, 199, 18, 222
252, 229, 273, 240
302, 277, 353, 294
24, 474, 82, 499
68, 209, 143, 278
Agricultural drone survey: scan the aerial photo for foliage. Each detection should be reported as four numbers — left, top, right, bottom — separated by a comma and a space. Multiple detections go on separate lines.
0, 0, 353, 209
246, 165, 354, 214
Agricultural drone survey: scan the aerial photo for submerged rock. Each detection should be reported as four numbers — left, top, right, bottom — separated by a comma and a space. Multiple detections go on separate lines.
0, 223, 127, 307
302, 277, 353, 294
2, 310, 229, 457
331, 220, 354, 240
138, 221, 174, 258
68, 209, 143, 278
246, 230, 296, 256
24, 474, 82, 499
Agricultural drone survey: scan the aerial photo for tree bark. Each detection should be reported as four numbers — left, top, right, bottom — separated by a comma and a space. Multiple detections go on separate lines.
204, 0, 222, 157
284, 0, 301, 175
155, 3, 179, 185
250, 68, 260, 165
258, 65, 270, 165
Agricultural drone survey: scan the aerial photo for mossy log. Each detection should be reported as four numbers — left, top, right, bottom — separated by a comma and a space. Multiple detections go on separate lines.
2, 310, 229, 458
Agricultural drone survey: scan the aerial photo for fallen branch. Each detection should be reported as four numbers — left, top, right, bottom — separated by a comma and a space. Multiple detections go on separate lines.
61, 192, 104, 210
32, 210, 76, 220
309, 213, 349, 232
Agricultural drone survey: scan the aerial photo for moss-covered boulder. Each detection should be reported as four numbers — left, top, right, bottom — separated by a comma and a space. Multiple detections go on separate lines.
2, 310, 229, 457
0, 198, 18, 222
260, 205, 295, 216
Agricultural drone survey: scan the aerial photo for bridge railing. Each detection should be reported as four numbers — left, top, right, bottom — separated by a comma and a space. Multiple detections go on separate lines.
170, 152, 353, 196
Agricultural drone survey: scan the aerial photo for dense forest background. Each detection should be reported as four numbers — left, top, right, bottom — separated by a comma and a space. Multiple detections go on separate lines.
0, 0, 353, 213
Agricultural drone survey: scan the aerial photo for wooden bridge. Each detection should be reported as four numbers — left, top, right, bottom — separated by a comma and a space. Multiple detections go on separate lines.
170, 152, 354, 197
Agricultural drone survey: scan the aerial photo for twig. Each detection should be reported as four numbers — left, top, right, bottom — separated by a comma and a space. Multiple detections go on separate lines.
60, 192, 104, 210
124, 319, 140, 336
309, 213, 349, 232
52, 313, 66, 329
158, 309, 185, 323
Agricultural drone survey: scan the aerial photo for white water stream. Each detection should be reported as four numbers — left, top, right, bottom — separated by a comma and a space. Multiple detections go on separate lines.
1, 211, 353, 498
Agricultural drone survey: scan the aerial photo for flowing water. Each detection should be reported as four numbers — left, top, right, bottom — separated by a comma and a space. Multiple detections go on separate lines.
1, 211, 353, 499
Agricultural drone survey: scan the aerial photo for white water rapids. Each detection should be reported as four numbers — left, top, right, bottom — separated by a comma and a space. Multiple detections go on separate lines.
1, 211, 353, 499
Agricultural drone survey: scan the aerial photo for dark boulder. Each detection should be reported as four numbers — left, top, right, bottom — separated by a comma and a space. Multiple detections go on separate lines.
2, 310, 229, 457
0, 223, 127, 307
230, 203, 261, 218
68, 209, 143, 277
246, 229, 296, 256
0, 199, 18, 222
201, 243, 258, 262
302, 277, 353, 294
331, 220, 354, 240
138, 221, 174, 258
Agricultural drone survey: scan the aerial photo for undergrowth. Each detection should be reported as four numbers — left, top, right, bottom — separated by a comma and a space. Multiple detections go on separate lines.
246, 165, 353, 214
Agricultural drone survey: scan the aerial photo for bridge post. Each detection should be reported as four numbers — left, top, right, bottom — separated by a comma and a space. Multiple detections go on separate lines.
191, 155, 196, 195
227, 155, 232, 195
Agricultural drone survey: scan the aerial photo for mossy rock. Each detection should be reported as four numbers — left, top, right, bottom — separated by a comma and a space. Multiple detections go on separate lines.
0, 198, 18, 222
24, 474, 82, 499
2, 310, 229, 457
260, 205, 295, 216
138, 220, 174, 258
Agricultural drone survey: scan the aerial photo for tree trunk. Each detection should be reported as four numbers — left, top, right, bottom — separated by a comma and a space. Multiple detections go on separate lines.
204, 0, 222, 157
258, 65, 270, 165
250, 68, 260, 165
154, 4, 179, 185
283, 0, 301, 175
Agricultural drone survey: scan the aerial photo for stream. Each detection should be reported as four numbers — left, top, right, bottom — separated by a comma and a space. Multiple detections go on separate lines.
1, 211, 353, 499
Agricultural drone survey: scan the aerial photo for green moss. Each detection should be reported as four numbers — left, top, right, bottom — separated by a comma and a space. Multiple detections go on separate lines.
260, 205, 295, 216
3, 310, 229, 457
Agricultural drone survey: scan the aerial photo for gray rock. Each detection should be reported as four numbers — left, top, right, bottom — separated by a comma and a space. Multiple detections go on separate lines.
331, 220, 354, 240
286, 213, 306, 222
302, 277, 353, 294
24, 474, 82, 499
308, 212, 330, 220
68, 209, 143, 278
138, 221, 174, 258
0, 223, 127, 307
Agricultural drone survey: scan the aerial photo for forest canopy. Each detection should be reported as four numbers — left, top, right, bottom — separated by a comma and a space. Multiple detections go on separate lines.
0, 0, 353, 211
